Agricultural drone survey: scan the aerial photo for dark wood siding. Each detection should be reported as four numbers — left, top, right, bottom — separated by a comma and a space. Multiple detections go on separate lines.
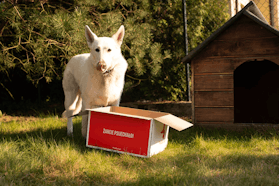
192, 14, 279, 127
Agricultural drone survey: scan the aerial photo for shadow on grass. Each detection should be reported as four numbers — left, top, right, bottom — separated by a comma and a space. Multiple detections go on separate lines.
169, 126, 279, 145
0, 119, 87, 153
118, 152, 279, 186
1, 118, 279, 154
0, 100, 65, 117
114, 127, 279, 185
0, 117, 126, 159
1, 117, 279, 185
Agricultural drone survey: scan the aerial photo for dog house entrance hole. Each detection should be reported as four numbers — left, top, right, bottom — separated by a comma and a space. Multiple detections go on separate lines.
234, 60, 279, 124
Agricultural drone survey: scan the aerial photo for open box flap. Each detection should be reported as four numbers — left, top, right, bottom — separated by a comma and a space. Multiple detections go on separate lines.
88, 107, 152, 120
70, 107, 112, 117
90, 107, 112, 113
111, 106, 167, 118
84, 106, 193, 131
154, 114, 193, 131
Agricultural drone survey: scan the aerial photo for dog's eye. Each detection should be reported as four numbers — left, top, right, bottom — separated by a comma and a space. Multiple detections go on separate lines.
108, 49, 111, 52
95, 48, 100, 52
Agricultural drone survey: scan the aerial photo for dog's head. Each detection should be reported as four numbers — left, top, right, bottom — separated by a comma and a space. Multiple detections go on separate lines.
85, 25, 125, 74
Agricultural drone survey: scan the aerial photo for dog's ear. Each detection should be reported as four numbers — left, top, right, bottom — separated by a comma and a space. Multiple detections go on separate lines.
112, 25, 125, 46
85, 25, 97, 47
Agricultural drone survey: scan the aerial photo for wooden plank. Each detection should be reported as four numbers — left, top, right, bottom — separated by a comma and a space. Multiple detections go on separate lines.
196, 121, 234, 125
191, 60, 195, 124
195, 107, 234, 122
195, 72, 233, 76
193, 57, 279, 74
195, 37, 279, 59
192, 15, 279, 61
195, 91, 233, 107
218, 15, 279, 40
195, 106, 233, 108
195, 122, 279, 130
233, 57, 279, 69
195, 122, 234, 128
194, 75, 233, 90
195, 89, 233, 92
193, 58, 237, 74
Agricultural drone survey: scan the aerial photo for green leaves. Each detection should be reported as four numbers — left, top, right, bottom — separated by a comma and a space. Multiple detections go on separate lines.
0, 0, 229, 102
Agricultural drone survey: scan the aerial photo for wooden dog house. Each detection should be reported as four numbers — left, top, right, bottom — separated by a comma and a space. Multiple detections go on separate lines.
182, 1, 279, 128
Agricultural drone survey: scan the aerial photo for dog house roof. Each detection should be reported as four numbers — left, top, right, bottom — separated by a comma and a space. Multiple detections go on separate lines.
182, 1, 279, 64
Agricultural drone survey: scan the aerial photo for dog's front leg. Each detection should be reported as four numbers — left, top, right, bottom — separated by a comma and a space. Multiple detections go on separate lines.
67, 118, 74, 137
110, 98, 121, 107
81, 114, 88, 139
81, 100, 98, 139
81, 100, 89, 139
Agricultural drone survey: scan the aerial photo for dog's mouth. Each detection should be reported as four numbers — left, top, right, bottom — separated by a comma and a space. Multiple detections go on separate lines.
97, 63, 106, 71
102, 68, 114, 74
96, 61, 114, 74
96, 61, 114, 75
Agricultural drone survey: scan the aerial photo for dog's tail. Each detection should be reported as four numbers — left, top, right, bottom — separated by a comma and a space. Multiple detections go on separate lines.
62, 91, 82, 118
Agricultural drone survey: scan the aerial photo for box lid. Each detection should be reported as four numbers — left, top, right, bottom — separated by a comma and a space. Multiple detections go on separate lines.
87, 106, 193, 131
154, 114, 192, 131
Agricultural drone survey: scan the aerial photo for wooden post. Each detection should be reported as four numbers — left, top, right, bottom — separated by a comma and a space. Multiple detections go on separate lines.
183, 0, 191, 101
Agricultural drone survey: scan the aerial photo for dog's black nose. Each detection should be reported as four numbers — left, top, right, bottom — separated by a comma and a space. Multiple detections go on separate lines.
97, 61, 107, 72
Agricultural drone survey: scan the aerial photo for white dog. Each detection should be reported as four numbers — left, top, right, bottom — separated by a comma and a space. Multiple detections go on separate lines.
62, 25, 128, 138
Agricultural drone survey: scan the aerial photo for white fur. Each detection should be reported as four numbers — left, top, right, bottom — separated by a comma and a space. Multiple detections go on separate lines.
62, 25, 128, 138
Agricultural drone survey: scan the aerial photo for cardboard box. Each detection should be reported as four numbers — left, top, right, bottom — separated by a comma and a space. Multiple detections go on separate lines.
86, 106, 193, 158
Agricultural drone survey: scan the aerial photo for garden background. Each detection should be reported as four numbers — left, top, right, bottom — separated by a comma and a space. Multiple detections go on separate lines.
0, 0, 276, 114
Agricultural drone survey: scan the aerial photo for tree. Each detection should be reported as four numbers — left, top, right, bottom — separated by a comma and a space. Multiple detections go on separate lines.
0, 0, 229, 110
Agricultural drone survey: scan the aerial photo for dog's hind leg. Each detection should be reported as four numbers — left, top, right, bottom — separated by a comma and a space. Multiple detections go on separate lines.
62, 72, 82, 136
64, 90, 82, 136
64, 91, 82, 136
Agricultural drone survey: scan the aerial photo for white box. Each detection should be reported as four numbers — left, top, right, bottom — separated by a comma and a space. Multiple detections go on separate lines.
86, 106, 193, 158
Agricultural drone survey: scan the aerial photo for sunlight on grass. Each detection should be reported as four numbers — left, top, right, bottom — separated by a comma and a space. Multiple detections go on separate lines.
0, 115, 279, 185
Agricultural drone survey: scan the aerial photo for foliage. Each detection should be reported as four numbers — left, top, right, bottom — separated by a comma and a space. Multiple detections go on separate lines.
0, 0, 229, 107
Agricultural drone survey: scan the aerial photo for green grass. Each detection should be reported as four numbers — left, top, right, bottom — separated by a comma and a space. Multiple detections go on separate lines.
0, 115, 279, 185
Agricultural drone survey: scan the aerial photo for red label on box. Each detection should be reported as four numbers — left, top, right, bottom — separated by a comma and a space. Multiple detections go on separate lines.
87, 111, 152, 156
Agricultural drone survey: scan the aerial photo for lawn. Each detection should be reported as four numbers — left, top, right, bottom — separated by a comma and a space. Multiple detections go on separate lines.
0, 114, 279, 185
